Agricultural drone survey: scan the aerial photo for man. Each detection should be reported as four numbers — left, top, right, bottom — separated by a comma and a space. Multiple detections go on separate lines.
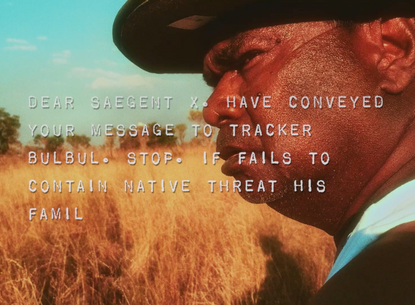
113, 0, 415, 303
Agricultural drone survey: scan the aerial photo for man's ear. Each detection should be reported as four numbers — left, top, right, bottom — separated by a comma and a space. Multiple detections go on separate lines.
378, 18, 415, 94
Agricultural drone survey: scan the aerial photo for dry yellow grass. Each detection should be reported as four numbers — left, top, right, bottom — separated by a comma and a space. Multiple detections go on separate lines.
0, 147, 335, 304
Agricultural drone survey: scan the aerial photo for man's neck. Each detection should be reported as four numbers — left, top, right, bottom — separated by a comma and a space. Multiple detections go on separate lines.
336, 118, 415, 235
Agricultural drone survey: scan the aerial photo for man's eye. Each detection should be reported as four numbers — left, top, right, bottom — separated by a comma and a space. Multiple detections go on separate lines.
236, 50, 263, 70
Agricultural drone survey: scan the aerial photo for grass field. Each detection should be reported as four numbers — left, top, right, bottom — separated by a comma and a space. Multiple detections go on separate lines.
0, 147, 335, 304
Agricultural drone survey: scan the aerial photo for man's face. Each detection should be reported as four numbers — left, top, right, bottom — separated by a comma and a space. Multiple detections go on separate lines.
202, 21, 398, 231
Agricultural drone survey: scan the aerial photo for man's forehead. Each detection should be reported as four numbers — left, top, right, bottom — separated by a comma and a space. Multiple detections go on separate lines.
230, 26, 286, 45
207, 22, 336, 57
211, 27, 280, 54
202, 21, 341, 87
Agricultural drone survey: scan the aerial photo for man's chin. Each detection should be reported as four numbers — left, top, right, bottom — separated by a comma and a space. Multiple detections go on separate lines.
233, 177, 287, 204
238, 191, 285, 204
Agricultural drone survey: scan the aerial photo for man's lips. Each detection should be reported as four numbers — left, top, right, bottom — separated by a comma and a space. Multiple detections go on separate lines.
217, 145, 244, 161
216, 130, 265, 175
221, 152, 242, 176
218, 145, 263, 176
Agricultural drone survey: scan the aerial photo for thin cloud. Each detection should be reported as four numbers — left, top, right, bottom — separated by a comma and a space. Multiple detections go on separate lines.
37, 36, 48, 41
71, 67, 119, 79
52, 50, 71, 64
6, 38, 28, 44
5, 45, 37, 51
5, 38, 36, 51
90, 74, 152, 89
94, 59, 118, 67
70, 67, 158, 89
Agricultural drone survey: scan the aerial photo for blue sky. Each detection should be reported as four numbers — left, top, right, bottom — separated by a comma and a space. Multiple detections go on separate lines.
0, 0, 212, 144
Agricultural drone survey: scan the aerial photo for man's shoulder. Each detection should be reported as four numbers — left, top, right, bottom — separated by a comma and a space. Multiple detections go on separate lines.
312, 221, 415, 305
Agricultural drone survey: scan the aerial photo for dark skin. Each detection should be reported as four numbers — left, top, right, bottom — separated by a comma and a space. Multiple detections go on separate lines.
202, 18, 415, 236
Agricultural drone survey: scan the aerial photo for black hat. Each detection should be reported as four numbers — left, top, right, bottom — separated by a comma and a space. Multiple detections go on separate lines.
113, 0, 415, 73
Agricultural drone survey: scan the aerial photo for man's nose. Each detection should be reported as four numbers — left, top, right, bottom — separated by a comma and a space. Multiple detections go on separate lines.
203, 70, 244, 127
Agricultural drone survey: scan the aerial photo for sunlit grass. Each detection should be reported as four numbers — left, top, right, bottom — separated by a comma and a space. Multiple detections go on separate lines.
0, 147, 335, 304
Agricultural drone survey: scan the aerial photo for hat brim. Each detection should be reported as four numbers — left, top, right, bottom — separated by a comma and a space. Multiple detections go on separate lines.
113, 0, 414, 73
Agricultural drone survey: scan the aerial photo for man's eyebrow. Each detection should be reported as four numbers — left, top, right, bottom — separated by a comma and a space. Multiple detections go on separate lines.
212, 36, 248, 64
202, 44, 232, 87
211, 44, 233, 65
202, 73, 216, 87
202, 38, 246, 87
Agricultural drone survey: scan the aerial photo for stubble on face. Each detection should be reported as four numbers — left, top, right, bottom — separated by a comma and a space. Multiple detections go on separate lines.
203, 21, 390, 230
